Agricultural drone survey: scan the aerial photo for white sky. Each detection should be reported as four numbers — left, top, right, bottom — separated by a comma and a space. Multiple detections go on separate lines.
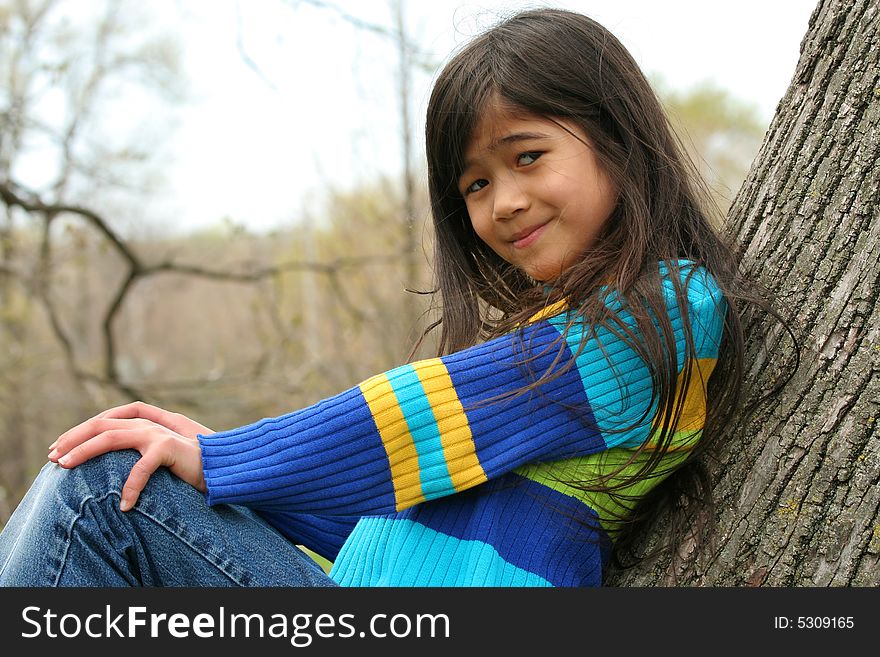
151, 0, 817, 233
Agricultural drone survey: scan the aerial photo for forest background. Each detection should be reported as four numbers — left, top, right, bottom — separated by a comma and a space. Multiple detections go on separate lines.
0, 0, 816, 525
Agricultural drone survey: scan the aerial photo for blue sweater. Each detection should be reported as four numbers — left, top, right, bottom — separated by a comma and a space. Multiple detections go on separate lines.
198, 262, 726, 586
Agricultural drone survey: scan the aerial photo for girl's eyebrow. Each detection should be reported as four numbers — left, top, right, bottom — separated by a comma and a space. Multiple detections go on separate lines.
491, 131, 549, 149
463, 131, 550, 171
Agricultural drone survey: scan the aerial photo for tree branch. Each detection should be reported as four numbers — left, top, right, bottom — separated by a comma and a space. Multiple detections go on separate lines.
0, 178, 408, 403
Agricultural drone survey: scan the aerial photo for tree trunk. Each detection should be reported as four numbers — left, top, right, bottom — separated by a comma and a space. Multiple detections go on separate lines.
609, 0, 879, 586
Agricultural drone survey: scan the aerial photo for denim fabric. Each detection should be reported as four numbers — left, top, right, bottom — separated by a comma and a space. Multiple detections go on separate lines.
0, 450, 338, 587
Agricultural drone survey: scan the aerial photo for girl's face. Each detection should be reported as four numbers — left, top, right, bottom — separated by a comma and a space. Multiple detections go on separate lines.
458, 102, 617, 281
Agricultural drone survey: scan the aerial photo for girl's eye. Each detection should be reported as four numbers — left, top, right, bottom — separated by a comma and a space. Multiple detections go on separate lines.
464, 179, 488, 195
517, 151, 542, 166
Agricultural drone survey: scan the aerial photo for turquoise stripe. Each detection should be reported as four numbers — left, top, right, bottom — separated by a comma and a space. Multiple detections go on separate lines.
384, 364, 455, 499
547, 308, 655, 449
546, 263, 723, 449
331, 517, 553, 586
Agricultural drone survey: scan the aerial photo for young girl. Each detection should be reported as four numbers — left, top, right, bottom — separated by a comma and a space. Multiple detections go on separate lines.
0, 8, 748, 587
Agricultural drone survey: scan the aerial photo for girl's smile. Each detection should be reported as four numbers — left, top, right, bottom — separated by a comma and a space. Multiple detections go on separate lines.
459, 102, 618, 281
510, 221, 550, 249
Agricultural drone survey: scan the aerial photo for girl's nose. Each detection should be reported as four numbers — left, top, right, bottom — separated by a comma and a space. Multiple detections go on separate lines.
491, 178, 530, 220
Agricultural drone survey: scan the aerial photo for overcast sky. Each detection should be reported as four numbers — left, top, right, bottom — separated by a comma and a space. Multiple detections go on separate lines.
153, 0, 817, 233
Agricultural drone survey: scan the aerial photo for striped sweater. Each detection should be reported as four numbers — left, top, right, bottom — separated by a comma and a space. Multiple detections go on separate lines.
198, 261, 726, 586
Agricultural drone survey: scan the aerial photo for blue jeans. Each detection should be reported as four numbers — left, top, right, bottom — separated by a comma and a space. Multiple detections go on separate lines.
0, 451, 337, 587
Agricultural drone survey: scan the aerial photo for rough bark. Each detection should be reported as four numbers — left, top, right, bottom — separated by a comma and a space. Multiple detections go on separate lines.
609, 0, 879, 586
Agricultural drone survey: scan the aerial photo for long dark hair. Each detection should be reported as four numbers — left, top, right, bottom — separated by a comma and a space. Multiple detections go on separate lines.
423, 8, 795, 575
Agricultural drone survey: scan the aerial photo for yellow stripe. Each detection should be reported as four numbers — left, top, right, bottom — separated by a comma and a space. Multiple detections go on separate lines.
411, 358, 487, 492
359, 372, 424, 510
527, 299, 569, 324
646, 357, 716, 451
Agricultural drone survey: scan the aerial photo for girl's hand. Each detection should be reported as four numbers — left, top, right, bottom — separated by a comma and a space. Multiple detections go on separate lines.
47, 401, 214, 512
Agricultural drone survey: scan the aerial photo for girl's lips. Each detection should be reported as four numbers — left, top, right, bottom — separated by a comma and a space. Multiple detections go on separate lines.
511, 222, 549, 249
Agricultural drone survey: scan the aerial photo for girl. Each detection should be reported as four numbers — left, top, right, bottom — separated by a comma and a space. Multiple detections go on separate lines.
0, 8, 754, 587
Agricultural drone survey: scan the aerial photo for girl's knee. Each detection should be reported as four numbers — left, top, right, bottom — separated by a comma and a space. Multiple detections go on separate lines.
40, 450, 140, 500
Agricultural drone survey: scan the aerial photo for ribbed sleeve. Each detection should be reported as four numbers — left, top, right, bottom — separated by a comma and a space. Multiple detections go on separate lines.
199, 320, 601, 514
198, 261, 726, 527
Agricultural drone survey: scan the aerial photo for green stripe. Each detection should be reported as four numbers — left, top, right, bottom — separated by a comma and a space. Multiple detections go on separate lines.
515, 447, 691, 536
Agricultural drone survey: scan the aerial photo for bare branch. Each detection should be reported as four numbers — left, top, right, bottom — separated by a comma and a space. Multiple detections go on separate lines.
286, 0, 404, 46
244, 0, 438, 79
148, 251, 404, 281
0, 181, 141, 267
234, 0, 279, 91
0, 178, 408, 403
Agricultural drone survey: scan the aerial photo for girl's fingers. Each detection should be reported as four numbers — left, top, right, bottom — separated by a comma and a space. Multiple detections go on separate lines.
49, 402, 212, 452
96, 401, 213, 438
50, 425, 203, 511
119, 455, 161, 512
49, 409, 115, 451
53, 428, 148, 468
50, 418, 155, 460
45, 407, 207, 513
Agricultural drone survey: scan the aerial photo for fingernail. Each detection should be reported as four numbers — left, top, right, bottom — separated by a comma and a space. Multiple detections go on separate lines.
120, 497, 132, 512
58, 455, 69, 466
48, 449, 58, 460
